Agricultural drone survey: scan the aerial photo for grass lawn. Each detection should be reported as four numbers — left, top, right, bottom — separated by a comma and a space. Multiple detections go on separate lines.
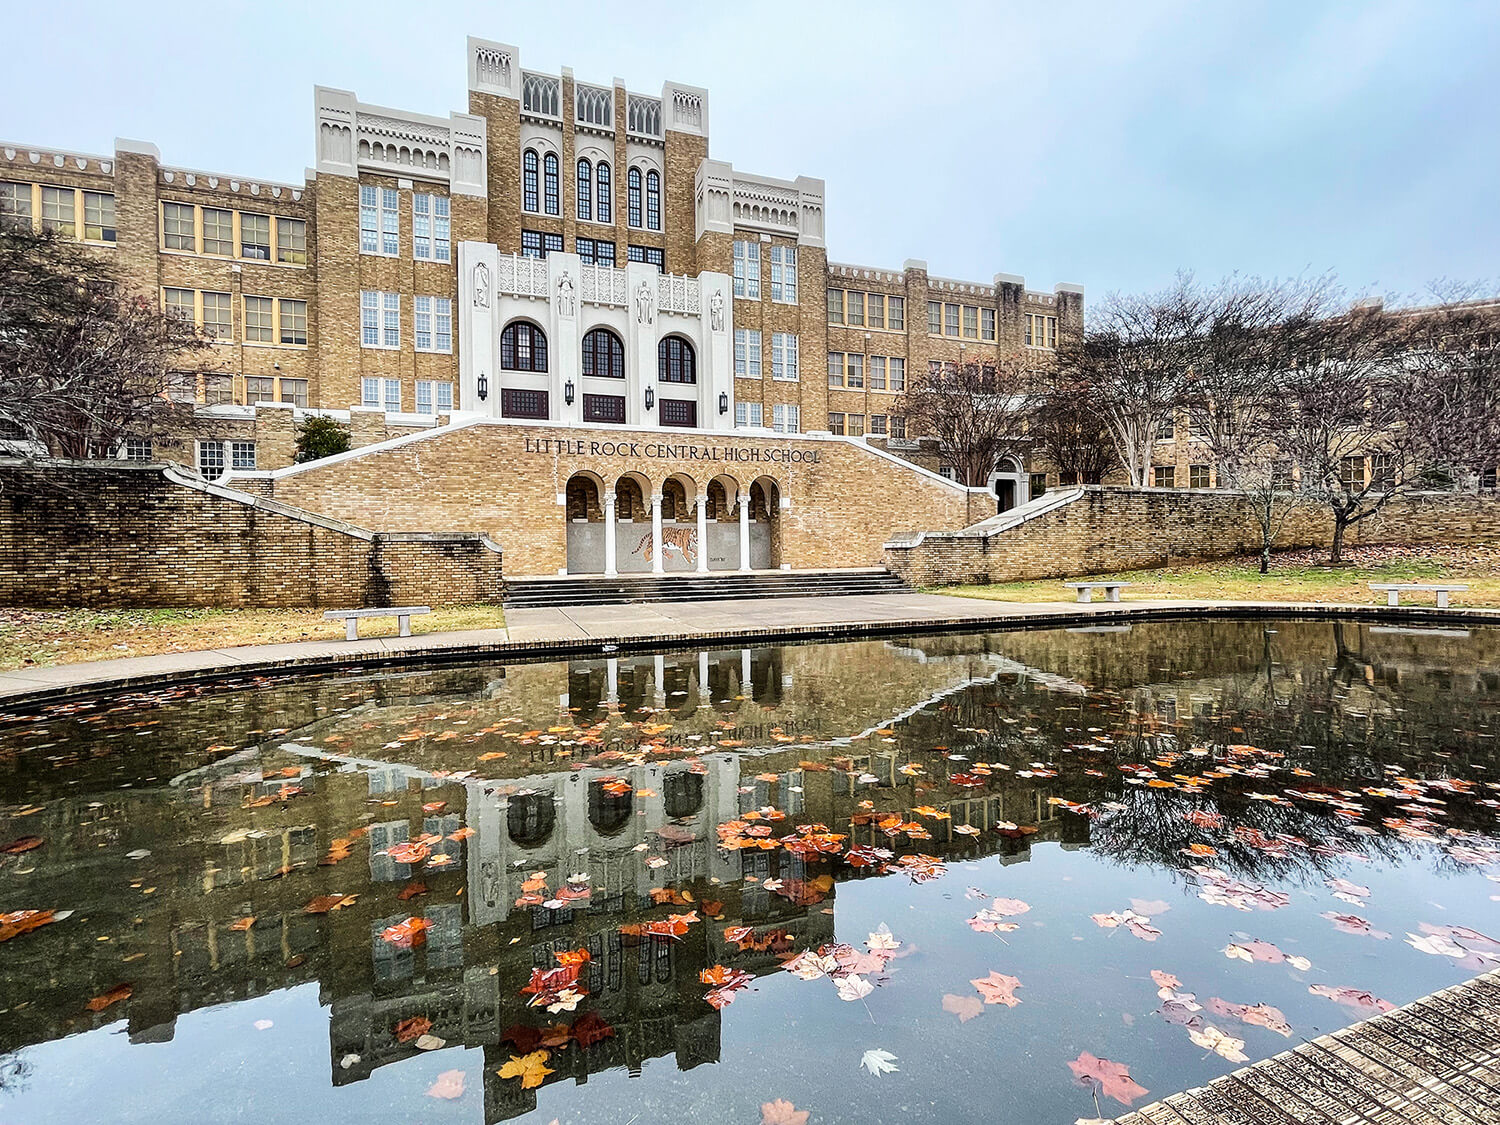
0, 604, 507, 672
929, 544, 1500, 608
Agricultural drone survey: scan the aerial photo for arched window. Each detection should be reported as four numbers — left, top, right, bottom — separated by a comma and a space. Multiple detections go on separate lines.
543, 152, 559, 215
500, 321, 548, 372
507, 793, 556, 847
646, 170, 661, 230
658, 336, 696, 384
627, 167, 642, 228
522, 149, 539, 212
582, 327, 624, 379
596, 162, 612, 224
576, 158, 592, 221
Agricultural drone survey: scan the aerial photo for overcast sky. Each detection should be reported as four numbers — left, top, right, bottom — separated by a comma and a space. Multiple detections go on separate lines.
4, 1, 1496, 303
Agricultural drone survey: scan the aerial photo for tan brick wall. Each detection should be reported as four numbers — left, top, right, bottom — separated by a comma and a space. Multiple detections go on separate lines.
266, 420, 982, 575
885, 485, 1500, 587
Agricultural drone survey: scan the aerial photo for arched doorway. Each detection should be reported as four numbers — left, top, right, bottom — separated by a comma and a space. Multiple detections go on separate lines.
749, 477, 781, 570
614, 472, 653, 573
703, 475, 742, 571
988, 458, 1027, 514
564, 471, 607, 574
652, 473, 700, 572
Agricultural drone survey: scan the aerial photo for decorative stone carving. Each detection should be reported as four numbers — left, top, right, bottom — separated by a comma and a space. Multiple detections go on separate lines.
710, 289, 725, 333
557, 272, 575, 318
635, 281, 655, 325
473, 261, 491, 308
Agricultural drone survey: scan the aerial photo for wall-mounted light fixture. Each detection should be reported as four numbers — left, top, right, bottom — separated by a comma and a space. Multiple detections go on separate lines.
718, 391, 729, 415
644, 387, 655, 411
476, 372, 489, 401
564, 378, 575, 406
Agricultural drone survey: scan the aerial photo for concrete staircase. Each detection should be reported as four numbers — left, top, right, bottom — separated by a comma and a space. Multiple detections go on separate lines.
502, 568, 909, 609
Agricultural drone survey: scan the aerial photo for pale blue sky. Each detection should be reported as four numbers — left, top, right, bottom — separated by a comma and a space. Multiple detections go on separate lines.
4, 0, 1496, 301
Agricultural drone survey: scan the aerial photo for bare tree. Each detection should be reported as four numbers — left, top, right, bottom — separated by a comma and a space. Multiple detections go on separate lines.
896, 355, 1044, 487
1030, 374, 1119, 485
0, 224, 204, 459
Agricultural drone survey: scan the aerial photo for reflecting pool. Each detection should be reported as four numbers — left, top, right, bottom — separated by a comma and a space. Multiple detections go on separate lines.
2, 619, 1500, 1123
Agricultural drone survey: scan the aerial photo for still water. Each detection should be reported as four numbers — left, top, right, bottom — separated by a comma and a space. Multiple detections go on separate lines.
2, 619, 1499, 1124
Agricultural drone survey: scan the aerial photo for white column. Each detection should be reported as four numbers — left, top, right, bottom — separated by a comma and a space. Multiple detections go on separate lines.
695, 494, 709, 573
653, 654, 666, 708
603, 494, 618, 577
606, 657, 619, 707
650, 492, 665, 575
738, 492, 751, 572
741, 648, 752, 693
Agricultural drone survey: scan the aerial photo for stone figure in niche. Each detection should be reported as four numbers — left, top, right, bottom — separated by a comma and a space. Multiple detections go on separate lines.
710, 289, 725, 332
635, 281, 654, 325
473, 261, 491, 308
557, 271, 575, 318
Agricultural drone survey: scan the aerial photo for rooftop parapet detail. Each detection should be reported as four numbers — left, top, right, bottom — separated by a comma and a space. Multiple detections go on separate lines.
695, 160, 825, 248
2, 143, 115, 176
314, 87, 487, 197
828, 261, 1083, 305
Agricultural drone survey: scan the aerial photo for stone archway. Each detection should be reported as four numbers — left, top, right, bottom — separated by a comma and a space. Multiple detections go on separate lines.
988, 457, 1027, 514
703, 474, 744, 571
749, 476, 782, 570
564, 471, 607, 574
613, 472, 653, 573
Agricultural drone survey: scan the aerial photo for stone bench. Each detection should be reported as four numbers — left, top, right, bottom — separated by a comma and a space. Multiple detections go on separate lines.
1369, 583, 1467, 609
323, 606, 431, 639
1063, 581, 1132, 604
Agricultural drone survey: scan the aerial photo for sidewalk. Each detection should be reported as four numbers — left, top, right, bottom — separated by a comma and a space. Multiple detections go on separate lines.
2, 592, 1494, 706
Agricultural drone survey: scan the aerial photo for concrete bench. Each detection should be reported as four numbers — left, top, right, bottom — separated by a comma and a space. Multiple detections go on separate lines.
1063, 581, 1132, 604
323, 606, 431, 639
1369, 583, 1467, 609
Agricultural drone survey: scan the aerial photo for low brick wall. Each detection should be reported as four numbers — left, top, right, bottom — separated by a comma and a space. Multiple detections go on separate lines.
885, 486, 1500, 587
0, 461, 502, 609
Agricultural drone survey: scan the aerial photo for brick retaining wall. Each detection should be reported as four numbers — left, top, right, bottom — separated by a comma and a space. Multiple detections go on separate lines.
0, 461, 503, 608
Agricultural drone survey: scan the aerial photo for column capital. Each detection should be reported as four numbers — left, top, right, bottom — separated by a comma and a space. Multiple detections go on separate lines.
603, 493, 617, 508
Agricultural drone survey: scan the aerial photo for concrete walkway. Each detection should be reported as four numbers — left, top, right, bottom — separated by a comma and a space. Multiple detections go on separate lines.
2, 592, 1496, 706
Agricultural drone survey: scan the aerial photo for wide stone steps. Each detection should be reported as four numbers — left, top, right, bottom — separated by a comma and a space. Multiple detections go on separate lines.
502, 568, 909, 608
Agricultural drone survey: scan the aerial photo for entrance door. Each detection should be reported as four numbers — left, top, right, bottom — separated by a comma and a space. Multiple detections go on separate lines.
996, 479, 1016, 513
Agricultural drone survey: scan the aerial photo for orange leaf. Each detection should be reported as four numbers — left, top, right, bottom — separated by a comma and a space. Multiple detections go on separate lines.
229, 916, 255, 931
497, 1050, 553, 1090
86, 983, 133, 1012
380, 916, 434, 948
394, 1016, 432, 1043
0, 836, 44, 854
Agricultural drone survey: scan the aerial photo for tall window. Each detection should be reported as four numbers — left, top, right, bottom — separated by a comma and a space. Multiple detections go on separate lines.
163, 202, 195, 251
981, 307, 996, 341
927, 300, 942, 335
201, 291, 232, 338
658, 336, 696, 384
243, 296, 274, 342
645, 170, 661, 230
501, 321, 548, 371
240, 213, 270, 260
361, 290, 399, 348
771, 333, 798, 382
576, 158, 593, 221
523, 149, 539, 212
889, 357, 905, 391
734, 329, 761, 378
889, 296, 904, 330
416, 380, 454, 415
413, 194, 450, 261
772, 404, 800, 434
735, 402, 764, 428
202, 208, 233, 256
733, 240, 760, 299
360, 185, 398, 255
827, 352, 844, 388
827, 289, 844, 324
770, 245, 797, 303
627, 167, 642, 227
277, 218, 307, 264
543, 153, 560, 215
596, 162, 612, 223
846, 353, 864, 388
40, 186, 75, 237
867, 293, 885, 328
415, 296, 452, 353
582, 327, 624, 378
963, 305, 978, 339
83, 191, 116, 242
944, 303, 960, 337
869, 355, 886, 390
280, 299, 308, 345
1025, 313, 1058, 349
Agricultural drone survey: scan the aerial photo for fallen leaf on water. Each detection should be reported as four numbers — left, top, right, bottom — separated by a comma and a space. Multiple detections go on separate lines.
415, 1034, 446, 1051
571, 1011, 616, 1048
1223, 940, 1310, 971
394, 1016, 433, 1043
761, 1099, 811, 1125
0, 909, 68, 943
426, 1069, 465, 1099
942, 993, 984, 1022
0, 836, 43, 854
304, 894, 358, 914
229, 917, 255, 931
398, 882, 429, 901
86, 984, 133, 1012
836, 975, 874, 1002
254, 1019, 273, 1030
1067, 1052, 1149, 1107
1130, 899, 1170, 916
497, 1050, 553, 1090
380, 917, 434, 948
860, 1048, 899, 1076
972, 971, 1022, 1007
1308, 984, 1394, 1015
1149, 970, 1181, 998
1187, 1024, 1248, 1062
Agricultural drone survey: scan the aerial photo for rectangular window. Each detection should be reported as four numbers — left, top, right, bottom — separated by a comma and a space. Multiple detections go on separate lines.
889, 296, 904, 331
359, 184, 378, 253
243, 295, 274, 342
1189, 464, 1211, 489
279, 378, 308, 407
733, 240, 760, 299
846, 353, 864, 388
1271, 460, 1294, 492
382, 291, 399, 348
123, 437, 152, 462
583, 393, 626, 423
869, 355, 886, 391
203, 374, 233, 405
1370, 453, 1395, 490
769, 245, 797, 303
847, 413, 865, 437
1030, 472, 1048, 498
229, 441, 256, 470
413, 295, 452, 353
382, 378, 401, 411
201, 291, 232, 339
202, 208, 233, 256
164, 287, 195, 325
981, 307, 996, 341
362, 377, 381, 406
412, 193, 450, 262
771, 333, 798, 382
1153, 465, 1176, 488
847, 290, 864, 327
360, 185, 398, 255
889, 356, 905, 391
1156, 414, 1175, 442
735, 401, 764, 428
827, 352, 844, 388
868, 414, 888, 435
416, 380, 454, 415
501, 388, 549, 419
828, 412, 846, 435
82, 191, 116, 242
360, 290, 399, 349
520, 229, 563, 258
279, 299, 307, 345
867, 293, 885, 329
240, 213, 270, 260
1340, 456, 1365, 488
577, 238, 616, 266
827, 288, 844, 325
944, 303, 960, 337
734, 328, 762, 378
890, 416, 906, 440
40, 186, 75, 237
163, 202, 195, 251
962, 305, 978, 339
198, 441, 225, 478
627, 244, 664, 270
927, 300, 942, 335
360, 291, 379, 347
1025, 313, 1058, 349
659, 398, 697, 428
277, 217, 307, 264
244, 376, 275, 404
0, 181, 32, 227
771, 404, 800, 434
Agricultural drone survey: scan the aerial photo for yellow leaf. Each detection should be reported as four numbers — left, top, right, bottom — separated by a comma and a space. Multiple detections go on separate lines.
498, 1049, 553, 1089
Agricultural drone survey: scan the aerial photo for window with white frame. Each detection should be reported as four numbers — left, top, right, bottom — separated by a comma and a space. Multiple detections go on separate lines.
771, 333, 798, 381
416, 380, 455, 414
827, 352, 844, 388
198, 441, 225, 478
889, 356, 906, 391
734, 328, 762, 378
771, 404, 800, 433
412, 193, 450, 262
123, 437, 152, 462
414, 296, 452, 353
361, 377, 381, 406
360, 185, 398, 255
361, 291, 400, 348
382, 379, 401, 411
734, 401, 764, 428
733, 240, 760, 299
769, 245, 797, 303
231, 441, 257, 470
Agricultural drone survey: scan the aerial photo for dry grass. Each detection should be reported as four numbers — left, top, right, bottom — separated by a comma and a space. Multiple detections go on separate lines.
931, 545, 1500, 608
0, 604, 507, 671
